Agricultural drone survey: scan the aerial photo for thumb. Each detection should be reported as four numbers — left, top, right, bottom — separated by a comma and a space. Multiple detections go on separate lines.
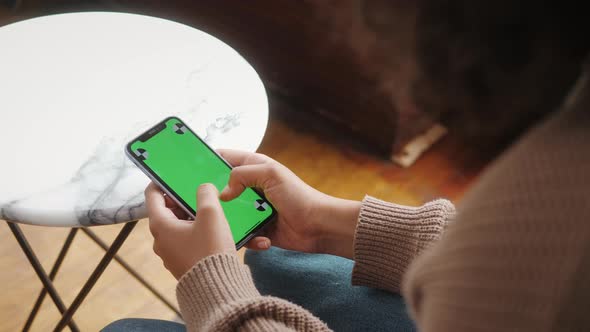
195, 183, 224, 223
220, 164, 271, 201
195, 183, 234, 248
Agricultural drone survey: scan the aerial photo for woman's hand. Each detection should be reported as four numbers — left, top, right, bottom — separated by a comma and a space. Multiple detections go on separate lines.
145, 182, 235, 279
218, 149, 361, 259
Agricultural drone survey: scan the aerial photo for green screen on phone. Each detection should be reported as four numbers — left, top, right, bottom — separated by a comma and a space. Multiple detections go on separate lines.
128, 117, 274, 245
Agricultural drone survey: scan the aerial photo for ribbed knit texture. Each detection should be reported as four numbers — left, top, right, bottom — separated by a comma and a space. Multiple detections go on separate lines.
176, 254, 330, 332
403, 74, 590, 332
175, 74, 590, 331
175, 198, 454, 332
352, 196, 455, 293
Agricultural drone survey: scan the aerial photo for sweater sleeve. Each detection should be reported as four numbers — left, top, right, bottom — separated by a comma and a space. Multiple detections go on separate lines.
352, 195, 455, 293
176, 253, 331, 332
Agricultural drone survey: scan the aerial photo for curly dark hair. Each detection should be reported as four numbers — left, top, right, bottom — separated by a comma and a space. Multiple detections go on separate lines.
413, 1, 590, 143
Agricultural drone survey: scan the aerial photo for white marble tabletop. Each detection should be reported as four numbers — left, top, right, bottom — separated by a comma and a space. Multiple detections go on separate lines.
0, 12, 269, 227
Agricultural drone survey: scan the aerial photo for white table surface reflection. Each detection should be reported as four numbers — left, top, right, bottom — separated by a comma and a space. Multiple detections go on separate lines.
0, 12, 269, 227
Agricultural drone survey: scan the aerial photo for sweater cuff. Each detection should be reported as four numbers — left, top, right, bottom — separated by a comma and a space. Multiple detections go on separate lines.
352, 195, 455, 293
176, 253, 260, 329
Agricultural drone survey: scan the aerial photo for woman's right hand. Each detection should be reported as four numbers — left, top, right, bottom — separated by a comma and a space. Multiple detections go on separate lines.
218, 149, 361, 258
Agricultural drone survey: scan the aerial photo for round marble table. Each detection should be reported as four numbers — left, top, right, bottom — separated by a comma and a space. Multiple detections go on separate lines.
0, 12, 269, 331
0, 12, 269, 227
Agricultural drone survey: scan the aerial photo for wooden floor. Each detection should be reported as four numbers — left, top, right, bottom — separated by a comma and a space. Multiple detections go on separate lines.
0, 95, 491, 331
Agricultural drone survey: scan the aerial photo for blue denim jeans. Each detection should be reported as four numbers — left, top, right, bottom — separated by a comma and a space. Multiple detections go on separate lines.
102, 247, 416, 332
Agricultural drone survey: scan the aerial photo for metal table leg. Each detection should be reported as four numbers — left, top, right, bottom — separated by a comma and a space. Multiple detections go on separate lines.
53, 221, 138, 332
23, 228, 79, 332
7, 222, 80, 332
9, 220, 177, 331
81, 228, 181, 316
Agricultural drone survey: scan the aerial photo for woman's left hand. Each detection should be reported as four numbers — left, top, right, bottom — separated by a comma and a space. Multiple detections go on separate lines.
144, 182, 236, 279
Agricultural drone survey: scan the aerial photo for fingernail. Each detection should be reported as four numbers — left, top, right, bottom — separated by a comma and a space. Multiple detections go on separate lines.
199, 183, 214, 191
258, 238, 270, 249
220, 185, 230, 196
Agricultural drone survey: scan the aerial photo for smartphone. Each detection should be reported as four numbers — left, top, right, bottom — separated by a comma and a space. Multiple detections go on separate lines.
125, 116, 276, 249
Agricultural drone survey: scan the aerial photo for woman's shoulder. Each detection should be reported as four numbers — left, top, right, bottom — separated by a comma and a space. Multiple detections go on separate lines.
402, 74, 590, 331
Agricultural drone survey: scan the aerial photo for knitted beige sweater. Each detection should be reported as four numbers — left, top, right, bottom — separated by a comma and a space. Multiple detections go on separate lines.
177, 79, 590, 331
